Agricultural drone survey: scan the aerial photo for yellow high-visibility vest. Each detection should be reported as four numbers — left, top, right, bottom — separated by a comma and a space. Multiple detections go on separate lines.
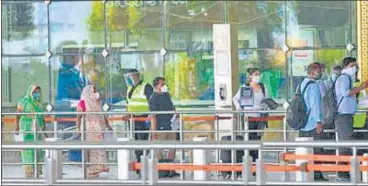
126, 82, 150, 113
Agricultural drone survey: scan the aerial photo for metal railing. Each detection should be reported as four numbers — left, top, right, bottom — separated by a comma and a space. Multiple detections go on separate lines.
2, 109, 368, 185
2, 140, 368, 185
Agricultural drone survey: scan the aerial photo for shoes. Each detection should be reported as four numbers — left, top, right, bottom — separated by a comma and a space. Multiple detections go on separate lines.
336, 177, 351, 182
314, 177, 328, 181
168, 171, 180, 178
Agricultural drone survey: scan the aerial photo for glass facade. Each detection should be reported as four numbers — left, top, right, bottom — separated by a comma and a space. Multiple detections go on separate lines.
1, 1, 357, 109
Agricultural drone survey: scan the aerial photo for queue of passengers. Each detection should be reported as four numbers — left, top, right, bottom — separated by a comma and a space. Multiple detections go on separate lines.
14, 57, 367, 180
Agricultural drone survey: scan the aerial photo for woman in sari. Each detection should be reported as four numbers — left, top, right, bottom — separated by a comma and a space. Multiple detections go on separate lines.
76, 85, 112, 178
15, 84, 46, 178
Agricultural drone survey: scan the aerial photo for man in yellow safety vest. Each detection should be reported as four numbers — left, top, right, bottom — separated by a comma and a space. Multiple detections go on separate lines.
124, 69, 153, 175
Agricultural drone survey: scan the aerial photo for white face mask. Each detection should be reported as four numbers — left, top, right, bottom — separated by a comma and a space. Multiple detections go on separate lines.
94, 92, 100, 100
160, 85, 168, 93
342, 66, 357, 80
251, 75, 261, 84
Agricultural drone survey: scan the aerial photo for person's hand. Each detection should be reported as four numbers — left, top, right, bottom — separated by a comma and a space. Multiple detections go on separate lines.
361, 81, 368, 89
316, 122, 324, 134
151, 132, 157, 140
14, 126, 19, 135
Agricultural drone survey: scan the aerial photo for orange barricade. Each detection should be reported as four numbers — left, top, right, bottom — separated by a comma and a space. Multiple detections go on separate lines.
130, 162, 301, 173
248, 115, 284, 122
282, 152, 368, 163
129, 162, 368, 173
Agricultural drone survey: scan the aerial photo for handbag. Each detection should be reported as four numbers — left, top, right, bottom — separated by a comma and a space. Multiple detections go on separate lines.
104, 130, 117, 141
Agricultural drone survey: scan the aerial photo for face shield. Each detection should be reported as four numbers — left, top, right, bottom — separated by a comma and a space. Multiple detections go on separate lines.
124, 72, 138, 87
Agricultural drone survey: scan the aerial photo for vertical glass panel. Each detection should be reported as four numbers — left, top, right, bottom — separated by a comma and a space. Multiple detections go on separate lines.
1, 57, 49, 104
238, 49, 286, 100
288, 49, 347, 95
167, 1, 225, 51
50, 53, 106, 106
105, 52, 162, 105
229, 1, 285, 49
2, 2, 47, 54
164, 52, 215, 103
105, 1, 163, 51
286, 1, 353, 47
50, 1, 104, 53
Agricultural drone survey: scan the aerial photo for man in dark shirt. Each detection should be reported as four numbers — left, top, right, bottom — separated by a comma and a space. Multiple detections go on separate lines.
149, 77, 179, 177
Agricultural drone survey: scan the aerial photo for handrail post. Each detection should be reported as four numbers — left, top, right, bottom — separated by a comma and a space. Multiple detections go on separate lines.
140, 154, 148, 184
117, 138, 131, 180
295, 137, 313, 182
148, 152, 158, 185
362, 153, 368, 183
44, 138, 62, 185
33, 115, 38, 179
179, 114, 185, 180
350, 147, 361, 184
256, 148, 265, 185
242, 155, 252, 185
193, 137, 209, 181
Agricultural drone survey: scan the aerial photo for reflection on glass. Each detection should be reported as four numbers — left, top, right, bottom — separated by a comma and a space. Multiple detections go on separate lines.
105, 52, 163, 104
289, 49, 347, 95
2, 2, 47, 54
1, 57, 49, 104
238, 49, 286, 99
229, 1, 285, 49
105, 1, 163, 51
165, 52, 214, 101
286, 1, 353, 47
50, 1, 104, 53
50, 54, 105, 106
167, 1, 224, 50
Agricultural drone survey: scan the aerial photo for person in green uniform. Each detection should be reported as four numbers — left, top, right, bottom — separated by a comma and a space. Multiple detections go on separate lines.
15, 84, 46, 178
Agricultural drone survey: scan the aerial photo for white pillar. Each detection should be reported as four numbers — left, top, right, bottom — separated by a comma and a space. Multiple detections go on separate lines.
44, 138, 62, 185
350, 155, 362, 184
193, 137, 209, 180
242, 155, 253, 185
117, 138, 131, 180
148, 153, 158, 185
362, 154, 368, 183
295, 137, 313, 182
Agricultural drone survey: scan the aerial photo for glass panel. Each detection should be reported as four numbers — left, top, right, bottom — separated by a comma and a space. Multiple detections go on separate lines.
49, 1, 104, 53
164, 52, 215, 102
105, 52, 163, 105
50, 53, 105, 106
286, 1, 353, 47
229, 1, 285, 49
2, 2, 47, 54
167, 1, 225, 51
288, 49, 347, 95
238, 49, 286, 100
1, 57, 49, 104
105, 1, 163, 51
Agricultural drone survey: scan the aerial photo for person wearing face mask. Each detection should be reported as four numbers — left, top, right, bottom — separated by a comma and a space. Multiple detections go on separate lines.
232, 67, 268, 166
333, 57, 368, 181
15, 85, 46, 178
296, 62, 328, 181
149, 77, 179, 178
76, 85, 113, 178
124, 69, 154, 175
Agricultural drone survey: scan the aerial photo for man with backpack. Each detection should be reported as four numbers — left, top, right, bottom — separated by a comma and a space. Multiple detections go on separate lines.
296, 62, 327, 181
333, 57, 368, 181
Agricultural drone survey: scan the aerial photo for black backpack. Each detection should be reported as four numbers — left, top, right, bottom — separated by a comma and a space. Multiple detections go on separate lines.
322, 74, 351, 129
286, 80, 315, 130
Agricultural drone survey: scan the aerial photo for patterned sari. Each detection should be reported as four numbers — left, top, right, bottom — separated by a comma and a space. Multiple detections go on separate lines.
80, 85, 108, 177
17, 84, 45, 178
